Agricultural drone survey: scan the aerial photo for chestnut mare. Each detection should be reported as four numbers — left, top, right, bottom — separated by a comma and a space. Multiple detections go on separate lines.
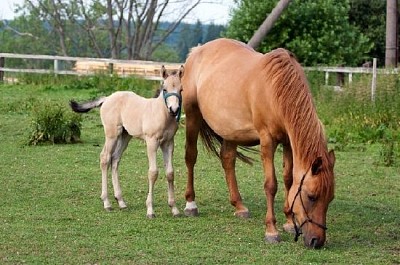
182, 38, 335, 248
70, 65, 184, 218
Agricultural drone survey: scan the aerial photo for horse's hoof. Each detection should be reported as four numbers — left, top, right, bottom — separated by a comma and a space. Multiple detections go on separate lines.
146, 214, 156, 219
104, 207, 113, 212
234, 210, 250, 219
119, 206, 128, 210
283, 223, 296, 235
265, 234, 281, 244
184, 208, 199, 217
172, 212, 181, 218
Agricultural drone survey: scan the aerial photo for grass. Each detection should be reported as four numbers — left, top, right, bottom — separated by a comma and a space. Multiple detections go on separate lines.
0, 79, 399, 264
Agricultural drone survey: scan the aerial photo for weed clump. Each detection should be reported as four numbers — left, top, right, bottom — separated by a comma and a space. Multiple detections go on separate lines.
28, 102, 82, 145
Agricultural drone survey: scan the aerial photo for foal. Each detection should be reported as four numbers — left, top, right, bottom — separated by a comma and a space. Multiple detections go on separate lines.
70, 65, 184, 218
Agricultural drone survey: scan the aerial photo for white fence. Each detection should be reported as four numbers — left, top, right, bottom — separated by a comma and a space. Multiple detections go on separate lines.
1, 53, 398, 100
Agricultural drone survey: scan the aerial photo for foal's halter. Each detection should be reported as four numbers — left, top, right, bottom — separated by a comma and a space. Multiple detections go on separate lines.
163, 89, 182, 122
290, 165, 328, 242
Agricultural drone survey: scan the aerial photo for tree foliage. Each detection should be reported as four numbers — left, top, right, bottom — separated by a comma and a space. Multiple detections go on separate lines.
225, 0, 372, 66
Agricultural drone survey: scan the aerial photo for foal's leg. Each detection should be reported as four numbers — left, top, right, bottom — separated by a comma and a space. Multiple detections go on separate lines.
282, 144, 295, 234
260, 133, 280, 243
110, 130, 132, 209
145, 137, 159, 218
220, 140, 249, 218
100, 136, 118, 211
161, 139, 180, 217
183, 107, 202, 216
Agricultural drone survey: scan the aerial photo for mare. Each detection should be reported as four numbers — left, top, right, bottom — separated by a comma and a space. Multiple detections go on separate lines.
182, 38, 335, 248
70, 65, 184, 218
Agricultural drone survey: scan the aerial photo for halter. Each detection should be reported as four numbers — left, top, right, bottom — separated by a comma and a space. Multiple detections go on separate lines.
290, 164, 328, 242
163, 89, 182, 122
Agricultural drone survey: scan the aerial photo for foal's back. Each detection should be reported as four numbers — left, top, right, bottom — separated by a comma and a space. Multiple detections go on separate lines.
100, 91, 177, 140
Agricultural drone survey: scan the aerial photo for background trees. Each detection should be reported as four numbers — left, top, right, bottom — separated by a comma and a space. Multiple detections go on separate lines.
0, 0, 397, 66
225, 0, 374, 66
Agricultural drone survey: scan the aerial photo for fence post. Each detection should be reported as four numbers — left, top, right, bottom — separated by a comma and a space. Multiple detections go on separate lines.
54, 59, 59, 76
0, 57, 4, 82
371, 58, 377, 102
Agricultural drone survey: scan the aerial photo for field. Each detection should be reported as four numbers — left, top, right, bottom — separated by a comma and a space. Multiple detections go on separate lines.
0, 77, 399, 264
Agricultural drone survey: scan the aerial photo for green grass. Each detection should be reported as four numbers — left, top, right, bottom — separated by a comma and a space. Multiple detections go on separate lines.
0, 81, 399, 264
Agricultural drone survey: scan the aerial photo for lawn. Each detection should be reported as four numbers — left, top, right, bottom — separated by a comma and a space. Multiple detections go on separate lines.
0, 81, 399, 264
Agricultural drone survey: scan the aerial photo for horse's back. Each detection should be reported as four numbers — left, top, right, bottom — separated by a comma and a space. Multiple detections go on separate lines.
183, 39, 271, 143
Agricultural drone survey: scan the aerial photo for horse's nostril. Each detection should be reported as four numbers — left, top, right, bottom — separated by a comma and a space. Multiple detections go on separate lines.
310, 237, 320, 248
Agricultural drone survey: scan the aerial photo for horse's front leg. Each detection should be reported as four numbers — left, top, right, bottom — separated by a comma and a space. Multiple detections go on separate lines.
183, 109, 202, 216
145, 138, 159, 218
161, 139, 180, 217
221, 140, 249, 218
282, 144, 295, 234
260, 134, 280, 243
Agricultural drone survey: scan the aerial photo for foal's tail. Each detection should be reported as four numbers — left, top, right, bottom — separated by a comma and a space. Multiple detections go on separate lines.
70, 97, 106, 113
199, 120, 256, 165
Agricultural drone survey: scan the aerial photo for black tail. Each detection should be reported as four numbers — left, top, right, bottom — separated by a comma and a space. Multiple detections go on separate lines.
69, 97, 106, 113
199, 120, 256, 165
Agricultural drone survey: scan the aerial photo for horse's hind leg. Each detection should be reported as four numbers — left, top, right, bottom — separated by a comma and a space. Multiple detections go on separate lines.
145, 138, 159, 218
110, 130, 132, 209
100, 136, 118, 211
161, 139, 180, 217
220, 140, 249, 218
282, 144, 295, 234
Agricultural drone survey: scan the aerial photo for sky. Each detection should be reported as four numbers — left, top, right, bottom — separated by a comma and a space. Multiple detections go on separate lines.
1, 0, 236, 25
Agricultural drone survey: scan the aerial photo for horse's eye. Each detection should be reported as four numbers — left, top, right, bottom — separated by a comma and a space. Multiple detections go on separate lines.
308, 195, 317, 202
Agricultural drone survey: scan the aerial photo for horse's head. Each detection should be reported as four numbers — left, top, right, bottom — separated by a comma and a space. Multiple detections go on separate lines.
289, 150, 335, 248
160, 65, 184, 122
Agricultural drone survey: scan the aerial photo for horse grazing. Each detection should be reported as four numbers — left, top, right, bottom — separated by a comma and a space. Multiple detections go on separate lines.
70, 65, 184, 218
182, 38, 335, 248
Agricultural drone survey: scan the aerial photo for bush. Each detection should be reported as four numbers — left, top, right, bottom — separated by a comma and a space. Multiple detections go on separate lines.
28, 101, 82, 145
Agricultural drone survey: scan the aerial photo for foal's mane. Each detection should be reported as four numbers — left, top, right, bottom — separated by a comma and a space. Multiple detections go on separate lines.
262, 49, 334, 196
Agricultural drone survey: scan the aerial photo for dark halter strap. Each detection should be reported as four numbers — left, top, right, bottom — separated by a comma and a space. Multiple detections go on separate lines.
163, 90, 182, 122
290, 165, 328, 242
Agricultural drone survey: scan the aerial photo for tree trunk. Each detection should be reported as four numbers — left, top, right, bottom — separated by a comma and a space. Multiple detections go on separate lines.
247, 0, 292, 49
385, 0, 398, 67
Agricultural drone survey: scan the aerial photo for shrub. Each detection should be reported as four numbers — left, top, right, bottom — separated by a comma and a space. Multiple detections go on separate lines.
28, 101, 82, 145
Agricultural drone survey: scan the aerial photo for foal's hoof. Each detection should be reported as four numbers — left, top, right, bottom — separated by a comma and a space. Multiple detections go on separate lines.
283, 223, 296, 235
264, 234, 281, 244
146, 214, 156, 219
104, 207, 113, 212
234, 210, 250, 219
184, 208, 199, 217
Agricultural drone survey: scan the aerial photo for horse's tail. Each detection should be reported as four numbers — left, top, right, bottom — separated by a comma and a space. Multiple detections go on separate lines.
69, 97, 106, 113
199, 120, 255, 165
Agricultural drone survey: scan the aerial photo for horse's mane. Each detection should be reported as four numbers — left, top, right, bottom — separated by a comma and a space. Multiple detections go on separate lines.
262, 48, 334, 197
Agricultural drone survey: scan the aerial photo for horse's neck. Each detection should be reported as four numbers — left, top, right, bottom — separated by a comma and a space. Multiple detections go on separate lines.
288, 119, 326, 173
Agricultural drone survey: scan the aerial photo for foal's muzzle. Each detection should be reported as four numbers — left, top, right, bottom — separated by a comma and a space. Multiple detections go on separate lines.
163, 91, 182, 122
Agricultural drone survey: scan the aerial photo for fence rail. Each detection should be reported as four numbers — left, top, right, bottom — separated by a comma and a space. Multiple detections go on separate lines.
0, 53, 182, 81
1, 53, 399, 100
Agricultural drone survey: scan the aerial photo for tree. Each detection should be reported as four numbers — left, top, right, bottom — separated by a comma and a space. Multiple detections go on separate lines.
12, 0, 204, 59
385, 0, 398, 67
247, 0, 292, 49
225, 0, 372, 66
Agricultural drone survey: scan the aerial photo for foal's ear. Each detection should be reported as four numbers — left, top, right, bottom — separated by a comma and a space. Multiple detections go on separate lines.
311, 157, 323, 175
178, 65, 184, 79
161, 65, 168, 80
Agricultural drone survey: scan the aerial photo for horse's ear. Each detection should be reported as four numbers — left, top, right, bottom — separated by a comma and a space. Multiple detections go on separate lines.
161, 65, 168, 80
311, 157, 323, 175
178, 65, 184, 79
